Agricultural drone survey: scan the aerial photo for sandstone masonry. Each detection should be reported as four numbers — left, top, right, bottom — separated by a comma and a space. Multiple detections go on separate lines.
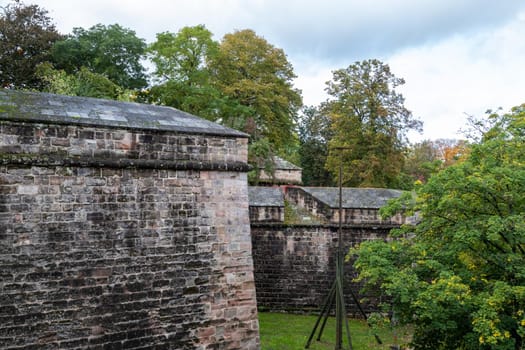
0, 91, 259, 349
250, 223, 393, 316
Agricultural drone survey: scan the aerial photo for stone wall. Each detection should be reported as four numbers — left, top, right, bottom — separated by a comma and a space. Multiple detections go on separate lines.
285, 186, 406, 225
259, 169, 302, 185
0, 106, 259, 349
285, 186, 332, 222
249, 206, 284, 223
258, 157, 302, 185
250, 223, 393, 316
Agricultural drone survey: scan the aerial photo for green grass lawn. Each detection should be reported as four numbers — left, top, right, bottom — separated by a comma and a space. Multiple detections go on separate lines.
258, 312, 411, 350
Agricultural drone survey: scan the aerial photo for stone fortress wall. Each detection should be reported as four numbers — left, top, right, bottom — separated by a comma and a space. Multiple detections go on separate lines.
250, 223, 394, 315
248, 185, 406, 315
0, 91, 259, 350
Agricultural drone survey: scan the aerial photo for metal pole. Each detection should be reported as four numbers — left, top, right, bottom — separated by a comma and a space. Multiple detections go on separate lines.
307, 146, 362, 350
335, 161, 343, 349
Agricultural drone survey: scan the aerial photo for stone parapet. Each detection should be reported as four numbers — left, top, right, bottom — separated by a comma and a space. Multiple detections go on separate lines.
0, 121, 249, 171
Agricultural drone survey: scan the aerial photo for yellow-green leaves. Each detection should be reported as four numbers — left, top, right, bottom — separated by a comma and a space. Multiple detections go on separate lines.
323, 59, 422, 188
209, 29, 302, 153
352, 105, 525, 349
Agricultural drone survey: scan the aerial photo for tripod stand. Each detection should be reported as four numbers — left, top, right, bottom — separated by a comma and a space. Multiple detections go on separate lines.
305, 248, 352, 349
304, 248, 383, 349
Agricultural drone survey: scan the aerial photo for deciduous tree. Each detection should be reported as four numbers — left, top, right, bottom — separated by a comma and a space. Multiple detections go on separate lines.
36, 62, 133, 101
146, 25, 228, 120
0, 0, 62, 89
324, 59, 422, 188
298, 105, 335, 186
352, 106, 525, 349
51, 23, 147, 90
402, 138, 470, 184
209, 29, 302, 152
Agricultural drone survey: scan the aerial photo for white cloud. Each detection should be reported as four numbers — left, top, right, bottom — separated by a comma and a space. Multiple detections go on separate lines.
7, 0, 525, 142
388, 11, 525, 141
293, 64, 332, 108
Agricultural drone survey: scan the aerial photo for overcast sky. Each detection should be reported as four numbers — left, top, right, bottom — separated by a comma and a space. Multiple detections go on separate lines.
6, 0, 525, 141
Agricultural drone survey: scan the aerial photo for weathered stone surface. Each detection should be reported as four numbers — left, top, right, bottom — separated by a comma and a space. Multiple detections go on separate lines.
0, 91, 259, 350
0, 90, 247, 137
0, 120, 249, 171
248, 187, 284, 223
251, 223, 394, 316
285, 186, 408, 225
258, 157, 302, 185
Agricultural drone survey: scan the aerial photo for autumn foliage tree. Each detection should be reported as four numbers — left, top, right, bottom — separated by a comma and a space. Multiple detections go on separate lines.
208, 29, 302, 182
209, 29, 302, 152
324, 59, 422, 188
352, 106, 525, 349
147, 27, 302, 180
403, 138, 470, 183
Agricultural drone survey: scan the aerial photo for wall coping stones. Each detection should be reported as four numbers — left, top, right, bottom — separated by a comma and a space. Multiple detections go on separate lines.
250, 222, 400, 229
298, 186, 403, 209
270, 156, 302, 171
248, 186, 284, 207
0, 153, 251, 172
0, 90, 248, 138
0, 90, 251, 172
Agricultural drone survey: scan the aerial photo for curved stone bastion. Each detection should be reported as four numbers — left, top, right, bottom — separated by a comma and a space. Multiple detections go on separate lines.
0, 90, 259, 349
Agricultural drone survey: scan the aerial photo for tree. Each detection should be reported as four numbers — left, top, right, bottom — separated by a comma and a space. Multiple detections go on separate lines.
247, 137, 275, 185
149, 25, 217, 84
351, 106, 525, 349
51, 23, 147, 89
432, 138, 470, 167
401, 140, 441, 184
324, 59, 422, 188
209, 29, 302, 153
402, 138, 470, 184
35, 62, 133, 101
298, 105, 335, 186
146, 25, 228, 120
0, 0, 62, 89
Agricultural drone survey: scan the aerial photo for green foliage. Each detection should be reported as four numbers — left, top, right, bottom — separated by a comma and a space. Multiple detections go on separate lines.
298, 106, 335, 186
0, 0, 62, 89
324, 59, 422, 188
35, 62, 77, 95
351, 105, 525, 349
146, 25, 229, 120
51, 23, 147, 89
148, 26, 302, 172
149, 25, 217, 83
36, 62, 134, 101
402, 140, 443, 184
247, 137, 275, 185
402, 139, 471, 186
209, 29, 302, 152
283, 200, 301, 225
